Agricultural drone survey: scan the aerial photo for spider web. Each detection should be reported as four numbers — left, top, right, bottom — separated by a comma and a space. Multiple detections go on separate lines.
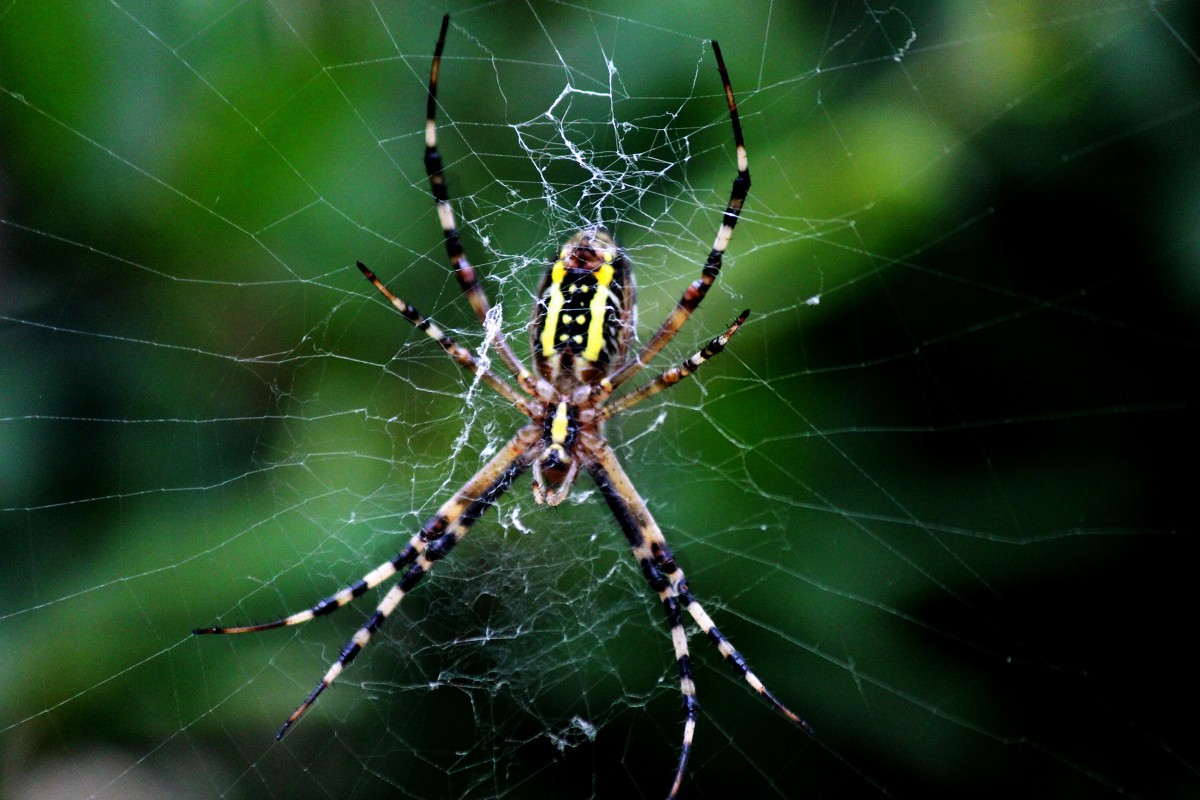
1, 2, 1198, 798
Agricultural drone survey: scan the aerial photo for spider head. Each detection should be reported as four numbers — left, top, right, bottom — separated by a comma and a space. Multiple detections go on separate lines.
531, 400, 580, 505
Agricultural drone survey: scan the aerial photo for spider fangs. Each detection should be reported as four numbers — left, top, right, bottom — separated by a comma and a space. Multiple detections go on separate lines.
196, 15, 812, 800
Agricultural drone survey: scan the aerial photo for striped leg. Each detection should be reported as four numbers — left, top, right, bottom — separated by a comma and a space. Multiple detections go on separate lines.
587, 444, 811, 798
588, 449, 697, 798
192, 544, 421, 637
676, 581, 813, 735
197, 425, 540, 739
599, 309, 749, 418
358, 262, 532, 416
425, 15, 534, 392
607, 40, 749, 392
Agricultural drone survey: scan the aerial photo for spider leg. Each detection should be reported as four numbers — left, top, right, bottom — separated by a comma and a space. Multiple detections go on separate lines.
425, 14, 534, 392
585, 443, 811, 799
192, 537, 421, 635
198, 425, 540, 739
599, 309, 749, 418
191, 418, 528, 636
607, 40, 749, 393
358, 262, 532, 416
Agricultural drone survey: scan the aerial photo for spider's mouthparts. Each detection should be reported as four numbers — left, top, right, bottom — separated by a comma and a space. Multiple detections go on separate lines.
532, 445, 580, 506
540, 446, 571, 472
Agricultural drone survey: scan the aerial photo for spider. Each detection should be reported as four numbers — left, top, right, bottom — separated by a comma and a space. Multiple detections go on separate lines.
195, 15, 812, 798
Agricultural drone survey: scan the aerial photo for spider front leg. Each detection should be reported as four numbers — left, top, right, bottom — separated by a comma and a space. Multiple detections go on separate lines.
586, 443, 812, 799
195, 425, 540, 738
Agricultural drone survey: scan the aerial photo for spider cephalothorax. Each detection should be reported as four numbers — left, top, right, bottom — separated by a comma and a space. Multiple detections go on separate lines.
196, 15, 811, 800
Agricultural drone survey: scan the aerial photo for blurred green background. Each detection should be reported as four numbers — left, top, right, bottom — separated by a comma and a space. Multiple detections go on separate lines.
2, 2, 1197, 798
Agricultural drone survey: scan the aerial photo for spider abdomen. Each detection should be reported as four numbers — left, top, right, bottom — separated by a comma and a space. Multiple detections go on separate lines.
531, 229, 634, 387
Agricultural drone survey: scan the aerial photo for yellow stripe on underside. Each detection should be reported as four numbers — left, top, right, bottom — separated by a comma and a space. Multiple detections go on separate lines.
582, 261, 614, 361
540, 260, 567, 357
550, 401, 569, 443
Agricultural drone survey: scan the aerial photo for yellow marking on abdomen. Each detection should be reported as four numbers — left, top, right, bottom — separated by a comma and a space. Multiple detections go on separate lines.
582, 261, 614, 361
540, 260, 567, 356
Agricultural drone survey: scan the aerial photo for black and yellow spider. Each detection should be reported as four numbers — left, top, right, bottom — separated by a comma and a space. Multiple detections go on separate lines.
195, 15, 811, 798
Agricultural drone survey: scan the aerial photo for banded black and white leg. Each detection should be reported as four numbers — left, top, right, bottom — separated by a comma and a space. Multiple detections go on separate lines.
195, 426, 541, 738
587, 444, 811, 798
607, 40, 750, 393
357, 261, 532, 414
599, 309, 750, 417
424, 14, 534, 392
